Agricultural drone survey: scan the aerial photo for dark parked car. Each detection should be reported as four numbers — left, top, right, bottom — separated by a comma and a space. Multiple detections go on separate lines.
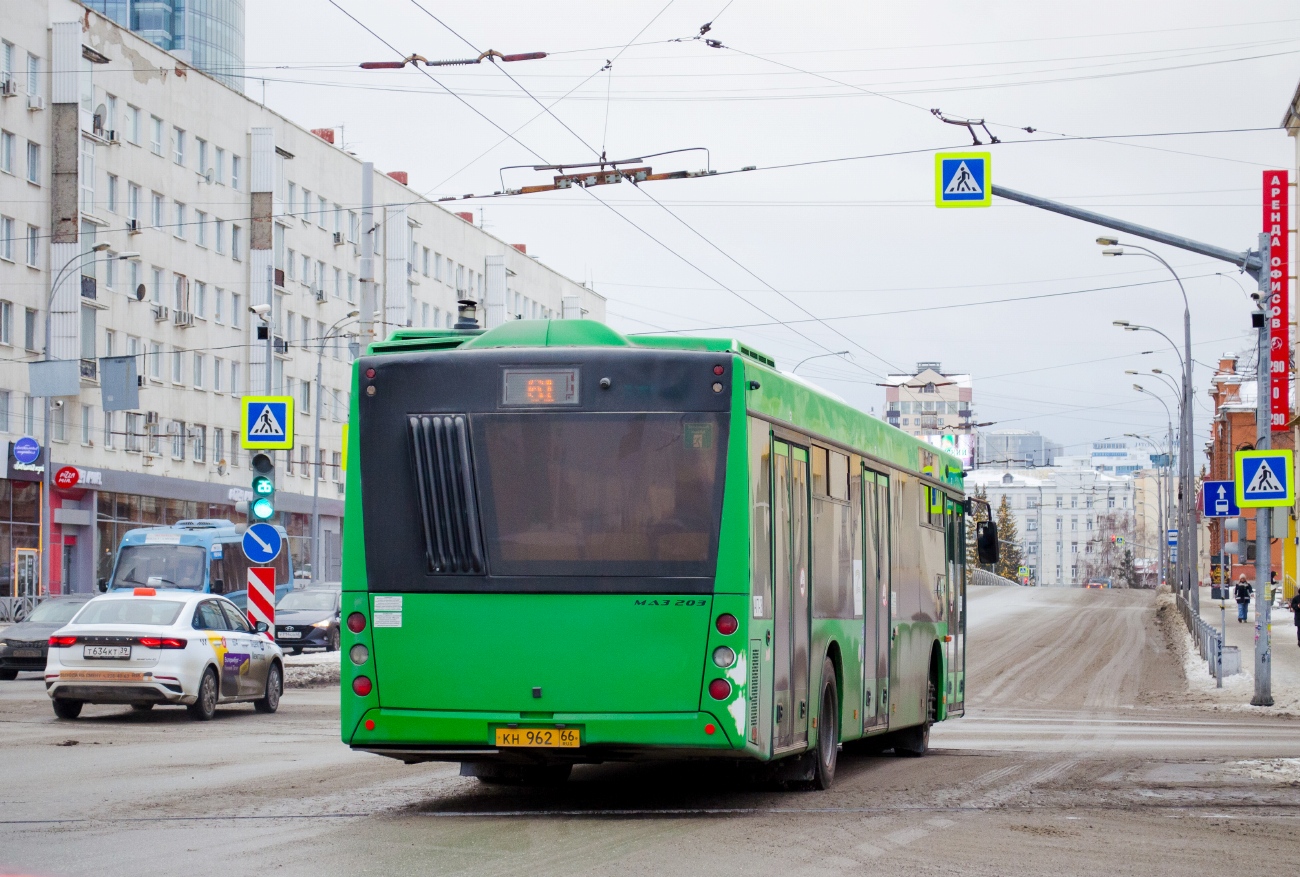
274, 586, 341, 654
0, 595, 94, 679
224, 584, 295, 613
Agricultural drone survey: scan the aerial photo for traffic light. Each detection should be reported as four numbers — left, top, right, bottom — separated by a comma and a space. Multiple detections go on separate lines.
250, 452, 276, 521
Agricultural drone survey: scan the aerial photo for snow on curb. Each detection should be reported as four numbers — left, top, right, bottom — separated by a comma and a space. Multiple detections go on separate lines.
1160, 589, 1300, 717
282, 650, 340, 688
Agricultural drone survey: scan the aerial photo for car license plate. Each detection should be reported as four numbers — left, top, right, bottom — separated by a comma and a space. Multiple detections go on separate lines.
83, 645, 131, 660
13, 649, 42, 658
494, 727, 580, 748
278, 631, 302, 639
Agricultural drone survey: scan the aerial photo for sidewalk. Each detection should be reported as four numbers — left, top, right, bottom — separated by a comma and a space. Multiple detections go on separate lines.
1183, 584, 1300, 713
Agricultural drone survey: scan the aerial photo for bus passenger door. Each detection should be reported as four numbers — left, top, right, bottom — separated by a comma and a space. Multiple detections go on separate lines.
771, 441, 811, 752
949, 503, 967, 716
862, 469, 891, 729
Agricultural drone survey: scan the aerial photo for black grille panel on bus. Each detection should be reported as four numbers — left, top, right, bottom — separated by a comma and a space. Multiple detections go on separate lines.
408, 414, 486, 574
749, 648, 760, 742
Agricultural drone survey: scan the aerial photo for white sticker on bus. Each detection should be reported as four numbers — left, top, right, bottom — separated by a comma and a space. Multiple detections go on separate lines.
374, 596, 402, 611
144, 533, 182, 544
373, 612, 402, 628
752, 595, 763, 617
852, 561, 863, 616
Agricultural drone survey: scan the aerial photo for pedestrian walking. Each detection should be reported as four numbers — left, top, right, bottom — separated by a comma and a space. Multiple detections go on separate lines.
1235, 576, 1253, 623
1290, 590, 1300, 647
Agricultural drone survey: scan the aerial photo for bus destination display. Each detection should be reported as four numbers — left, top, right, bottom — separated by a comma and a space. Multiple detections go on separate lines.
502, 368, 580, 406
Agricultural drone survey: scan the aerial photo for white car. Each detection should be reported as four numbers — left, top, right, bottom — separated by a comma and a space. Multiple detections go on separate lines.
45, 588, 284, 721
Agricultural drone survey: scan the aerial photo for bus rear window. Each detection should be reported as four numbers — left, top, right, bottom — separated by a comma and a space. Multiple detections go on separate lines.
111, 545, 206, 591
472, 412, 727, 578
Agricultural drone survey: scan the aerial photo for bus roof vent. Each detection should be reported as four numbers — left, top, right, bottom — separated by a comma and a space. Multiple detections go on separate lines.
737, 344, 775, 368
175, 519, 232, 529
407, 414, 486, 575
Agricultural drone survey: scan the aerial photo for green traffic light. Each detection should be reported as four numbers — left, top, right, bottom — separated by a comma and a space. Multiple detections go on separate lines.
251, 497, 276, 521
253, 475, 274, 495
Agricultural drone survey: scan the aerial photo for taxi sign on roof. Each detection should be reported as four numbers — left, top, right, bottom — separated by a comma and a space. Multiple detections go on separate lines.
935, 152, 991, 208
1234, 449, 1294, 508
241, 396, 294, 450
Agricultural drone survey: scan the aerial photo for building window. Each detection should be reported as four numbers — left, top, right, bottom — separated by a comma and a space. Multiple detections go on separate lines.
79, 138, 94, 210
213, 427, 225, 464
231, 155, 241, 191
1054, 518, 1062, 531
214, 288, 225, 324
196, 211, 207, 247
215, 219, 226, 254
51, 404, 66, 442
193, 353, 205, 389
174, 202, 186, 239
1027, 519, 1037, 532
213, 357, 224, 392
103, 409, 114, 449
25, 226, 38, 268
192, 425, 206, 463
1070, 518, 1077, 531
231, 361, 241, 393
0, 130, 12, 174
172, 348, 183, 384
0, 216, 12, 261
332, 451, 342, 482
146, 341, 160, 379
151, 192, 163, 227
81, 404, 92, 445
0, 300, 10, 343
127, 183, 140, 222
231, 225, 242, 260
194, 282, 206, 318
26, 141, 39, 184
26, 53, 38, 96
1070, 542, 1078, 554
106, 173, 118, 213
347, 273, 356, 303
171, 421, 185, 459
231, 293, 241, 328
197, 138, 207, 174
215, 147, 225, 183
150, 116, 163, 155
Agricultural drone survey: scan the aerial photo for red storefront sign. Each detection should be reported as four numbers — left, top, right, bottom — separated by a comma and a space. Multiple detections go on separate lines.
1264, 170, 1290, 431
54, 466, 80, 489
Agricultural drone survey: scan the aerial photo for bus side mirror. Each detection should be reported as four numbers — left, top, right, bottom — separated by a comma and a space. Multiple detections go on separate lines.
213, 579, 224, 594
976, 521, 999, 565
97, 578, 108, 593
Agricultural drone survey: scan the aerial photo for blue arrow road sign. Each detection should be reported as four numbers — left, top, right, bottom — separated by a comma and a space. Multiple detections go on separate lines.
1202, 480, 1239, 518
242, 523, 282, 564
12, 435, 40, 465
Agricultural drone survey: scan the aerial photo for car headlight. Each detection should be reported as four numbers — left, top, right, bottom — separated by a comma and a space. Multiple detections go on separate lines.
311, 619, 332, 629
0, 642, 7, 649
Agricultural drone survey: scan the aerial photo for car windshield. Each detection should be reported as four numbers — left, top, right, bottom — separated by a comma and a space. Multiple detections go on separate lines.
73, 599, 186, 626
277, 591, 337, 612
111, 545, 207, 591
27, 600, 88, 624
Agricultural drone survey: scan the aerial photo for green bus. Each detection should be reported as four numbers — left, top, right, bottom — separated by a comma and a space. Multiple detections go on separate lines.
340, 315, 992, 788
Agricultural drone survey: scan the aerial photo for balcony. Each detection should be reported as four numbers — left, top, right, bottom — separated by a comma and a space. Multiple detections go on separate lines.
80, 358, 97, 379
80, 275, 97, 300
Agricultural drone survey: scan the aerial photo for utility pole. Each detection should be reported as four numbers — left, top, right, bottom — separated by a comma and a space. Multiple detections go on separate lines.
359, 162, 376, 348
1252, 232, 1274, 707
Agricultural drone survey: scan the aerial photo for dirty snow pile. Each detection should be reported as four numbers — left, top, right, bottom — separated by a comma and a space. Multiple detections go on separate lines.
283, 650, 340, 687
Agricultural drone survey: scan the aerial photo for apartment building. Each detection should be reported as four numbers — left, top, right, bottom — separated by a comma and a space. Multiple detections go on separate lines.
0, 1, 605, 594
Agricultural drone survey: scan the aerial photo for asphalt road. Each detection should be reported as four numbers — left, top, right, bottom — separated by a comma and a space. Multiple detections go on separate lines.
3, 586, 1299, 877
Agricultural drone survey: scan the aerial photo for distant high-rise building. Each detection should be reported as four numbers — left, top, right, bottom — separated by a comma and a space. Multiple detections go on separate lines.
883, 362, 975, 467
82, 0, 245, 91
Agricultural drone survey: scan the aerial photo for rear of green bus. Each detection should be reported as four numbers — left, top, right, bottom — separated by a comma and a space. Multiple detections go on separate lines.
340, 333, 753, 771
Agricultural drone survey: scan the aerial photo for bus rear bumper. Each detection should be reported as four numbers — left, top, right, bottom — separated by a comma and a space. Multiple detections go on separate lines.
348, 708, 740, 763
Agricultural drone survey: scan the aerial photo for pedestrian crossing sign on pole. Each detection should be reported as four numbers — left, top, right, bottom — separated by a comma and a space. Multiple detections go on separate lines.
935, 152, 991, 208
1234, 449, 1294, 508
241, 396, 294, 450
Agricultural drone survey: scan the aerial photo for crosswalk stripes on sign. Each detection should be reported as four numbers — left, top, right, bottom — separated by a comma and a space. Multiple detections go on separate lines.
1244, 458, 1283, 494
943, 161, 983, 196
249, 404, 284, 437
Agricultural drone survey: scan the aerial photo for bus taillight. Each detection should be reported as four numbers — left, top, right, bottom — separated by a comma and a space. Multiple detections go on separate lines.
708, 678, 731, 700
715, 614, 738, 635
347, 612, 367, 634
352, 676, 373, 696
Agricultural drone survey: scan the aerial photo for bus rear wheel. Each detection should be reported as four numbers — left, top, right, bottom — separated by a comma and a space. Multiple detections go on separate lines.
811, 656, 839, 789
896, 671, 936, 758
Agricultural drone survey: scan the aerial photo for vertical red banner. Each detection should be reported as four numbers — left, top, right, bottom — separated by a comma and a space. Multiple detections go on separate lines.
1265, 170, 1291, 431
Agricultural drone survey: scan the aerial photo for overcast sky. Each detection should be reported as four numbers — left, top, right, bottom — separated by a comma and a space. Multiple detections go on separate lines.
248, 0, 1300, 457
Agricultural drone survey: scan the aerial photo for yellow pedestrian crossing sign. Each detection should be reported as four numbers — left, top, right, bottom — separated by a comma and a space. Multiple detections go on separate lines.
935, 152, 991, 208
241, 396, 294, 450
1234, 449, 1293, 508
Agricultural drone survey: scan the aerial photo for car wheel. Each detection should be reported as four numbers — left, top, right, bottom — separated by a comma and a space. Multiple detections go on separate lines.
0, 669, 18, 681
255, 662, 283, 714
52, 697, 83, 720
811, 656, 839, 790
187, 668, 218, 721
326, 628, 340, 652
131, 703, 154, 712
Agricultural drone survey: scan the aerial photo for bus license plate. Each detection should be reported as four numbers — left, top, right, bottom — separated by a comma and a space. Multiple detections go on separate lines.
83, 645, 131, 659
495, 727, 580, 748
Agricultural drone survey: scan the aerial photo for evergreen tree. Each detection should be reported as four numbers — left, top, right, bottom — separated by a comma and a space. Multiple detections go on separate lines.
966, 485, 991, 572
994, 493, 1025, 581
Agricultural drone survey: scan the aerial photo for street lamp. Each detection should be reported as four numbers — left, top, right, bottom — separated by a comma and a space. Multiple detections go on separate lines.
1104, 239, 1197, 610
41, 247, 137, 594
1132, 383, 1180, 597
310, 310, 360, 585
792, 350, 850, 374
1127, 431, 1172, 590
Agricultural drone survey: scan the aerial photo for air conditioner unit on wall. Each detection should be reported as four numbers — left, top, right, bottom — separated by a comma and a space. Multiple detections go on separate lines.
127, 219, 141, 234
332, 232, 344, 245
174, 310, 194, 328
152, 305, 170, 321
0, 78, 17, 97
145, 411, 159, 425
314, 287, 326, 303
27, 94, 45, 111
106, 130, 119, 144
